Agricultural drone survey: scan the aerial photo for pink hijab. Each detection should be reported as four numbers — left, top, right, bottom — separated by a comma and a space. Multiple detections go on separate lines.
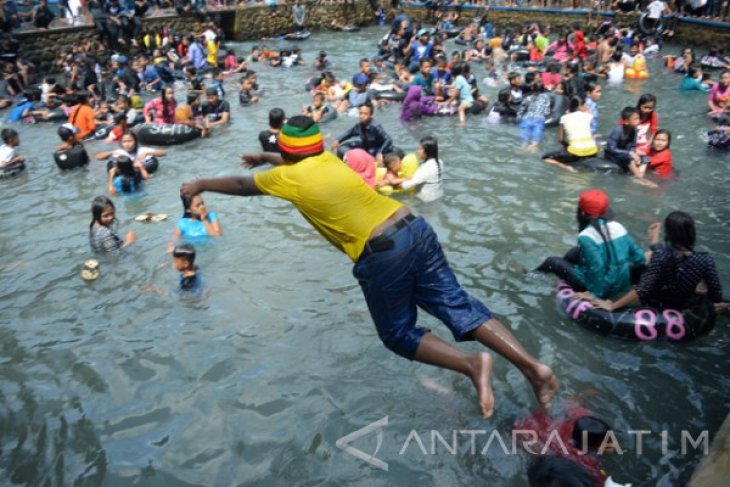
344, 148, 376, 188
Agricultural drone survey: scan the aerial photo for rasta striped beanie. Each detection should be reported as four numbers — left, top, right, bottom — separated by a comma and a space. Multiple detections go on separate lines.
277, 115, 324, 159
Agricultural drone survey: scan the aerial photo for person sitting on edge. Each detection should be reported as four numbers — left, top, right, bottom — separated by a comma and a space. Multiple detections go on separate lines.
180, 115, 558, 419
331, 103, 394, 166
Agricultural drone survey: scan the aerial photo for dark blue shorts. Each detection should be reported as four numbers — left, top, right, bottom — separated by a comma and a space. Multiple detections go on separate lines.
352, 216, 493, 360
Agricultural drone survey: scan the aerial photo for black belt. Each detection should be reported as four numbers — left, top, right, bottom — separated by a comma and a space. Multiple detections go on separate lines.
360, 214, 416, 259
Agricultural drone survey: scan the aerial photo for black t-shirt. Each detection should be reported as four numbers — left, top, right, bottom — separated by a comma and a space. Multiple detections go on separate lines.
258, 129, 280, 152
187, 76, 204, 92
202, 99, 230, 121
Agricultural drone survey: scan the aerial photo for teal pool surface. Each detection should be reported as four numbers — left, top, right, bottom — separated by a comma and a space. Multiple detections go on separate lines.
1, 27, 729, 486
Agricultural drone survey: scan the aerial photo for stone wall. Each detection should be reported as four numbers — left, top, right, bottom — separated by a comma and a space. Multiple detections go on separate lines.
233, 1, 375, 40
14, 2, 377, 73
402, 4, 730, 48
14, 3, 730, 73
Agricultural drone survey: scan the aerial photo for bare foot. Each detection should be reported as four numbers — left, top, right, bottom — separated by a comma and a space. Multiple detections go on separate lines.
528, 363, 559, 409
470, 353, 494, 418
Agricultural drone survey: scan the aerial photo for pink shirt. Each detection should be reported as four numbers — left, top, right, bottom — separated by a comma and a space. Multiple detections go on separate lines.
143, 98, 177, 125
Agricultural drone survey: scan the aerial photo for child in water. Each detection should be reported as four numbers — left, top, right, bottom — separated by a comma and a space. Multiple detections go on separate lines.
172, 194, 222, 243
107, 155, 149, 195
173, 243, 203, 295
0, 128, 25, 171
377, 152, 404, 189
89, 196, 136, 253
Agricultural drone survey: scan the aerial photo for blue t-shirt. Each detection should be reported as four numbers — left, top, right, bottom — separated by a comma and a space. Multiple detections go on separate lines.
178, 269, 203, 296
6, 101, 32, 122
113, 175, 140, 193
177, 212, 218, 240
455, 75, 473, 104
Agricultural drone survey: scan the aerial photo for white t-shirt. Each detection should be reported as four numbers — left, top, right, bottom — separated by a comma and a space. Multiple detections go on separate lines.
400, 158, 444, 202
0, 144, 16, 168
647, 1, 667, 19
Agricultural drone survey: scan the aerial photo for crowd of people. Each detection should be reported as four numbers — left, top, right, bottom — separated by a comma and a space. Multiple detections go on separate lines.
1, 4, 729, 485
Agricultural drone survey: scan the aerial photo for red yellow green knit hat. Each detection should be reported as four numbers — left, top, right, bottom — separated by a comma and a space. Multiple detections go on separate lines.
277, 115, 324, 159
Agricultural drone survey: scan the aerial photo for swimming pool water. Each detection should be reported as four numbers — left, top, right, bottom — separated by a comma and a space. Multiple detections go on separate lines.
1, 27, 728, 486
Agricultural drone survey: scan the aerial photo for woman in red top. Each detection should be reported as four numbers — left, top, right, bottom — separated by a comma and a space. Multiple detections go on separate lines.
143, 86, 177, 125
635, 93, 658, 154
629, 129, 672, 185
646, 129, 673, 177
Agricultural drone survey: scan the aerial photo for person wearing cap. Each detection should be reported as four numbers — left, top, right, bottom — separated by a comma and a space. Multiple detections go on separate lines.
331, 102, 393, 166
201, 87, 230, 128
336, 72, 372, 113
67, 91, 96, 140
405, 28, 434, 73
181, 115, 558, 419
536, 189, 646, 300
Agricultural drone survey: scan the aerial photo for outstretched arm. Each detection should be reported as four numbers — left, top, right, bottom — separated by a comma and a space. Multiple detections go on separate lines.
181, 176, 263, 199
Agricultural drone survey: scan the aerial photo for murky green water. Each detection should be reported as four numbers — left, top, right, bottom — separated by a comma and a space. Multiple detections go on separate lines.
1, 27, 728, 486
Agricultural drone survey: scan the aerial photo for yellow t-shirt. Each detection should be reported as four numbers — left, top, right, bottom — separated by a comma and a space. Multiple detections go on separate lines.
207, 40, 219, 66
254, 151, 403, 262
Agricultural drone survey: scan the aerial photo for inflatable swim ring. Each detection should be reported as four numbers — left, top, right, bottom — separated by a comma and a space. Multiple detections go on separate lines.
555, 281, 716, 341
86, 124, 114, 141
106, 155, 159, 174
135, 124, 201, 146
45, 108, 68, 123
0, 161, 25, 178
438, 28, 462, 39
625, 55, 650, 79
54, 145, 89, 170
376, 153, 419, 195
570, 159, 623, 173
371, 91, 405, 102
283, 30, 311, 41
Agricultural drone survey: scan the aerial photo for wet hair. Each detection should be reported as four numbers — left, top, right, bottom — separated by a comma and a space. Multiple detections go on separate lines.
160, 86, 174, 120
664, 211, 696, 251
360, 102, 374, 115
567, 95, 584, 113
383, 152, 401, 168
57, 126, 77, 143
90, 195, 115, 229
637, 93, 656, 109
114, 155, 141, 193
620, 105, 638, 121
1, 128, 18, 144
419, 135, 439, 161
120, 130, 139, 152
572, 416, 611, 450
419, 136, 441, 181
173, 243, 196, 266
654, 129, 671, 148
180, 193, 201, 220
269, 108, 285, 129
527, 456, 596, 487
585, 81, 600, 94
